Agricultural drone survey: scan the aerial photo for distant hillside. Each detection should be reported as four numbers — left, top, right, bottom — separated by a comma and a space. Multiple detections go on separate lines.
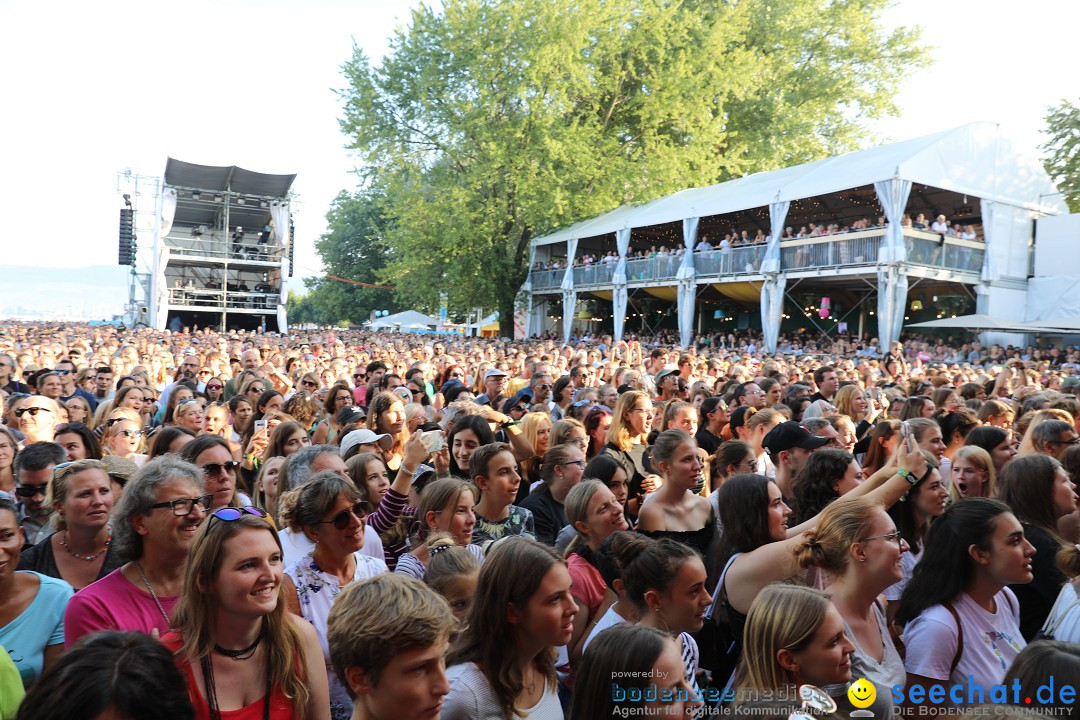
0, 265, 132, 320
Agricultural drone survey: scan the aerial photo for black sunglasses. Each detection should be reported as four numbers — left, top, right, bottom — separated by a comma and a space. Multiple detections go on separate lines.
202, 461, 241, 476
15, 483, 49, 498
318, 501, 371, 530
15, 406, 52, 418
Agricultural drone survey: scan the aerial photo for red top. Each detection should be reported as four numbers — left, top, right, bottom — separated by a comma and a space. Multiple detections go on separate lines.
160, 632, 295, 720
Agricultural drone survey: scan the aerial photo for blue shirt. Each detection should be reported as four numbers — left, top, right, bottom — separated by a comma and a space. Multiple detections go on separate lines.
0, 572, 72, 687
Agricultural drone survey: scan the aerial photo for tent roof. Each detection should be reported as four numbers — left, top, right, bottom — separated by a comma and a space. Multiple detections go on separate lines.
164, 158, 296, 198
533, 122, 1067, 247
366, 310, 440, 328
908, 314, 1060, 333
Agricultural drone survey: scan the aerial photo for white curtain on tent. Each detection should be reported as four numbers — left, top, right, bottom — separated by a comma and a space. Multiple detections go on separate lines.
676, 218, 699, 348
562, 289, 576, 344
979, 198, 997, 284
760, 201, 789, 273
874, 179, 912, 264
277, 257, 290, 333
270, 202, 290, 249
612, 229, 632, 341
760, 274, 786, 353
876, 266, 908, 349
152, 245, 171, 331
159, 188, 178, 241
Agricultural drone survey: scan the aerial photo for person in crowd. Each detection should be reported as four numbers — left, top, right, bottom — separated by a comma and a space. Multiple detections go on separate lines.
900, 395, 934, 421
965, 425, 1017, 473
788, 448, 864, 525
17, 396, 60, 445
569, 624, 702, 720
163, 505, 330, 719
367, 392, 409, 474
0, 426, 18, 492
179, 435, 248, 511
53, 423, 101, 463
147, 426, 197, 460
469, 442, 535, 548
897, 498, 1033, 692
425, 536, 481, 624
346, 440, 421, 570
394, 478, 484, 580
281, 471, 388, 719
14, 631, 195, 720
519, 443, 584, 546
602, 391, 656, 520
949, 445, 997, 500
795, 496, 904, 715
312, 384, 360, 445
252, 456, 285, 516
996, 454, 1077, 639
442, 538, 574, 719
64, 457, 209, 644
637, 429, 714, 556
906, 417, 947, 465
101, 410, 148, 466
172, 399, 205, 436
1002, 640, 1080, 714
0, 495, 72, 688
14, 442, 66, 546
882, 450, 947, 615
695, 396, 728, 455
326, 573, 457, 720
17, 459, 122, 590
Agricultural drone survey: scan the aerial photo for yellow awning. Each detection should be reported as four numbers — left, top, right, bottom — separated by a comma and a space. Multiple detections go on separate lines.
711, 281, 763, 303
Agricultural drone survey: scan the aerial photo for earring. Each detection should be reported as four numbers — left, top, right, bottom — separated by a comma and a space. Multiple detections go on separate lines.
859, 555, 867, 562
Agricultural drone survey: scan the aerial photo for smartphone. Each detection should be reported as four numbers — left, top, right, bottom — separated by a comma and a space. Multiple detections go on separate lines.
254, 419, 268, 434
421, 430, 445, 454
900, 420, 914, 451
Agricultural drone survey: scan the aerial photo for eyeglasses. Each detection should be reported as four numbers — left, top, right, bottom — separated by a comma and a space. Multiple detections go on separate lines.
301, 380, 317, 388
118, 429, 144, 439
55, 369, 72, 376
15, 483, 50, 498
560, 459, 586, 468
318, 501, 370, 530
409, 387, 423, 396
202, 461, 241, 477
148, 494, 213, 516
536, 384, 553, 391
567, 437, 588, 448
207, 384, 222, 390
861, 530, 904, 547
211, 506, 267, 523
1051, 437, 1080, 446
353, 373, 366, 380
143, 396, 157, 403
15, 406, 52, 418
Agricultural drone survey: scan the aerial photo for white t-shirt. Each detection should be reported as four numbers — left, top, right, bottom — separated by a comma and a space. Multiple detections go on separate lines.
1040, 580, 1080, 644
881, 546, 921, 601
582, 602, 629, 652
903, 589, 1025, 690
443, 662, 563, 720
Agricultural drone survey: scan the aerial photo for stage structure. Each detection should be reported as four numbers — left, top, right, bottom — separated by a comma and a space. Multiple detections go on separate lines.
150, 158, 296, 333
524, 123, 1068, 350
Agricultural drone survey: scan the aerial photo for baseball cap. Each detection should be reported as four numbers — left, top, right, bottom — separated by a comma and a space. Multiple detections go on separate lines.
762, 421, 830, 458
484, 369, 508, 380
656, 367, 679, 384
339, 429, 393, 458
1062, 376, 1080, 390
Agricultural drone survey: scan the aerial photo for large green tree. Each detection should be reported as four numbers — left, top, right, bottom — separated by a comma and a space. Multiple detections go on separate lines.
293, 188, 398, 326
339, 0, 927, 334
1041, 100, 1080, 213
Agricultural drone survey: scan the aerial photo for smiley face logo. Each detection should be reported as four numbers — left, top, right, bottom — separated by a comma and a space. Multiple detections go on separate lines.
847, 678, 876, 709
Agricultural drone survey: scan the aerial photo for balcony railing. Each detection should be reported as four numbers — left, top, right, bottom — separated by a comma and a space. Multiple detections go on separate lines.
525, 229, 984, 290
169, 288, 279, 310
166, 241, 285, 264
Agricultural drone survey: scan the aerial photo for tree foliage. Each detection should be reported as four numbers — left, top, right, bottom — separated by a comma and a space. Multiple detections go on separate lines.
290, 189, 398, 326
337, 0, 927, 334
1041, 100, 1080, 213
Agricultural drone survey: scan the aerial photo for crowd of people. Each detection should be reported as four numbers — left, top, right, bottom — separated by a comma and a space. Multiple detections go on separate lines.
529, 212, 982, 272
1, 320, 1079, 719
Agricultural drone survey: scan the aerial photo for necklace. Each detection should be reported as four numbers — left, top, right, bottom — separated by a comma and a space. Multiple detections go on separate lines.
202, 653, 271, 720
214, 630, 263, 661
136, 561, 172, 629
60, 525, 111, 562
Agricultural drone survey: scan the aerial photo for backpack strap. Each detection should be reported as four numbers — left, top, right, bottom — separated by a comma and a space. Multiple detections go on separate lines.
943, 601, 963, 677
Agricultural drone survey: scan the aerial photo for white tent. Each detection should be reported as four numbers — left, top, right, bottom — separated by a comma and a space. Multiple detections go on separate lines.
365, 310, 439, 330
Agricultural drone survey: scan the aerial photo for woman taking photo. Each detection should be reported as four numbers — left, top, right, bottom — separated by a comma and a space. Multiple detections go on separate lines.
281, 472, 388, 720
897, 498, 1033, 691
636, 430, 714, 557
443, 538, 575, 720
18, 460, 123, 591
996, 454, 1078, 640
0, 496, 73, 687
882, 450, 947, 614
229, 395, 255, 441
163, 506, 330, 719
834, 385, 881, 451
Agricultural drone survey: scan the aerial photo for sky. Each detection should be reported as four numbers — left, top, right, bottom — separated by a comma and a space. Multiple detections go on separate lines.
1, 0, 1078, 318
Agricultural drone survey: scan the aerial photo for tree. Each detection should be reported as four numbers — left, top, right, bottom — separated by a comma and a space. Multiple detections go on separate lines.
297, 188, 398, 326
338, 0, 927, 335
1041, 100, 1080, 213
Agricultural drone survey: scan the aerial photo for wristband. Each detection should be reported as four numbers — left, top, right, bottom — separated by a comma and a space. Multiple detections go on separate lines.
501, 419, 519, 429
896, 468, 916, 485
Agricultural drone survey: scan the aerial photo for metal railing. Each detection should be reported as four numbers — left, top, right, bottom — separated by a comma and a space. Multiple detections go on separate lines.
696, 245, 767, 276
623, 255, 682, 282
781, 233, 884, 271
573, 263, 617, 286
904, 234, 984, 273
167, 242, 284, 263
529, 269, 564, 290
168, 288, 279, 310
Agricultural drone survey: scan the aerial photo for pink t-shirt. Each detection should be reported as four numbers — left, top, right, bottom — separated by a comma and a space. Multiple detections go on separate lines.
64, 567, 179, 648
567, 553, 606, 617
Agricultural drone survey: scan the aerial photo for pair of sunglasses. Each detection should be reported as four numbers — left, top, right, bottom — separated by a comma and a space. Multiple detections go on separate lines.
318, 501, 370, 530
202, 461, 241, 476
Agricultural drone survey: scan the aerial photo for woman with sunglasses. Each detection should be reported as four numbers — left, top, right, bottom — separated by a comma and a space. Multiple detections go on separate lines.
101, 409, 148, 467
64, 395, 92, 425
18, 459, 123, 591
311, 382, 355, 445
204, 376, 225, 403
281, 471, 386, 720
165, 505, 330, 720
180, 435, 251, 511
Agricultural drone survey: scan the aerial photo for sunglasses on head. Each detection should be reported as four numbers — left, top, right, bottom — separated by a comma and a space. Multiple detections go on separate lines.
211, 506, 267, 523
15, 406, 52, 418
203, 460, 241, 476
319, 501, 371, 530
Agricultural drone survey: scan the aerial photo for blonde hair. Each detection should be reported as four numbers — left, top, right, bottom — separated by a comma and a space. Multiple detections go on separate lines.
948, 445, 997, 502
1018, 408, 1074, 456
519, 412, 552, 456
833, 385, 866, 421
794, 496, 883, 574
736, 583, 832, 692
606, 391, 650, 452
551, 418, 585, 447
45, 459, 110, 531
102, 408, 146, 454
